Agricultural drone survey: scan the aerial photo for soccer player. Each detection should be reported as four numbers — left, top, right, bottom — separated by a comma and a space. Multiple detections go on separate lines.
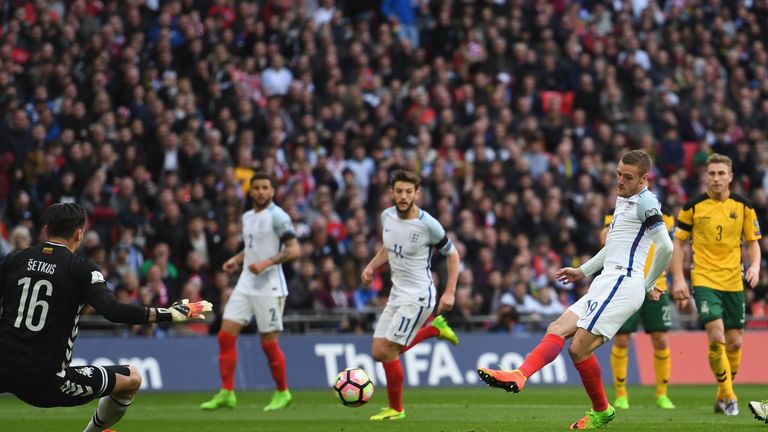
0, 202, 211, 432
362, 170, 460, 421
478, 150, 673, 429
670, 153, 762, 416
602, 208, 676, 409
201, 172, 300, 412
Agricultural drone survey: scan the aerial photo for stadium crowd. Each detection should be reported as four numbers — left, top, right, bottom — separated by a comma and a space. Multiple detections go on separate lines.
1, 0, 768, 335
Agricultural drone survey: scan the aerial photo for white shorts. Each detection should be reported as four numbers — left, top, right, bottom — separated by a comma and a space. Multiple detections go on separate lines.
373, 302, 431, 346
222, 290, 285, 333
569, 273, 645, 340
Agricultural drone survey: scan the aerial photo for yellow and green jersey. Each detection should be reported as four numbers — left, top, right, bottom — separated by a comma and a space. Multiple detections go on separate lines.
604, 208, 675, 291
674, 193, 762, 292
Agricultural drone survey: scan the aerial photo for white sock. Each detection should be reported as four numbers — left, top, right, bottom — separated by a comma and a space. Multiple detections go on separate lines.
83, 395, 133, 432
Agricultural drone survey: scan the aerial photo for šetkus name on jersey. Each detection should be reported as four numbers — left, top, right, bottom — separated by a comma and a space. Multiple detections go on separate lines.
27, 259, 56, 275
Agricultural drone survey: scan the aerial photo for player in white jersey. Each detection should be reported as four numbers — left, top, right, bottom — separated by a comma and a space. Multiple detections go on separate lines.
478, 150, 674, 429
362, 170, 461, 421
201, 173, 300, 412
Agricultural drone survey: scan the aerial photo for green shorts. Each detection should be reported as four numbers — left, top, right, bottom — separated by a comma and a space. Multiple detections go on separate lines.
618, 292, 672, 334
693, 286, 745, 329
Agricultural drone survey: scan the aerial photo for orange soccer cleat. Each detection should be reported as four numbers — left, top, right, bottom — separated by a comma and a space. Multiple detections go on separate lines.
477, 368, 527, 393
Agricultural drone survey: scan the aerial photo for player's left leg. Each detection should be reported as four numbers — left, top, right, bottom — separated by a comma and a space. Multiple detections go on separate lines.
649, 332, 674, 408
259, 297, 291, 412
261, 331, 291, 411
568, 328, 615, 430
611, 307, 640, 409
720, 289, 745, 416
569, 274, 646, 429
722, 290, 746, 383
83, 365, 142, 432
641, 294, 674, 408
725, 329, 742, 381
400, 315, 459, 354
610, 332, 631, 409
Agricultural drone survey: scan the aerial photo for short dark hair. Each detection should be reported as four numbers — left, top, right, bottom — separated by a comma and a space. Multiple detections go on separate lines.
45, 203, 87, 238
390, 170, 421, 190
621, 150, 651, 175
250, 171, 276, 188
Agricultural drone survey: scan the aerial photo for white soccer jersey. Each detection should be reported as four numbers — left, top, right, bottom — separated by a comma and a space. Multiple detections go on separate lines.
234, 203, 295, 297
603, 188, 664, 279
381, 206, 454, 307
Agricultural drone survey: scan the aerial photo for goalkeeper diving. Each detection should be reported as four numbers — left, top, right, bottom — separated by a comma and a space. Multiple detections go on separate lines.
0, 203, 213, 432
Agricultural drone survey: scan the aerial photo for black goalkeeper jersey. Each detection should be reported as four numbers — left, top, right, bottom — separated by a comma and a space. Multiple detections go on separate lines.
0, 242, 148, 380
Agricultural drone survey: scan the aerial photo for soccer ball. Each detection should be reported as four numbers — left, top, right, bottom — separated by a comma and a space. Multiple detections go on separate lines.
333, 367, 374, 407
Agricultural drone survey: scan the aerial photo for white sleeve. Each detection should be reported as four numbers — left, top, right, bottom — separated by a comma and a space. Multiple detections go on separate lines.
423, 212, 454, 256
636, 192, 664, 230
272, 208, 295, 240
644, 224, 673, 292
579, 247, 608, 277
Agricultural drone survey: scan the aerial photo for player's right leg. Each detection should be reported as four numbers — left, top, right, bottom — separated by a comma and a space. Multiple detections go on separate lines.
369, 303, 429, 420
83, 365, 142, 432
478, 309, 576, 393
371, 337, 406, 420
201, 291, 249, 411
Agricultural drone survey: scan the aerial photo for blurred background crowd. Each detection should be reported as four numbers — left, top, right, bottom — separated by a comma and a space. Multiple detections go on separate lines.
1, 0, 768, 336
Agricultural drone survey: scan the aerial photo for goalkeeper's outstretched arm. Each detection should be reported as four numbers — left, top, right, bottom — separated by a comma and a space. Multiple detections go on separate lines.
86, 284, 212, 324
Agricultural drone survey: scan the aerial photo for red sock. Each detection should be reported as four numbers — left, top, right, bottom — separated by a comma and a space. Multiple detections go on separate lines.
400, 326, 439, 353
575, 354, 609, 412
383, 359, 404, 412
519, 333, 565, 378
217, 332, 237, 390
261, 339, 288, 391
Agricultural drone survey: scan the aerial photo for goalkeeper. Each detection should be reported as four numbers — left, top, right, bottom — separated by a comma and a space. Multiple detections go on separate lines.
0, 203, 212, 432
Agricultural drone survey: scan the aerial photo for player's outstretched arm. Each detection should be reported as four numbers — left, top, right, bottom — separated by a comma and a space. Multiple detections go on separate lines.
87, 284, 212, 324
361, 245, 389, 285
156, 299, 213, 322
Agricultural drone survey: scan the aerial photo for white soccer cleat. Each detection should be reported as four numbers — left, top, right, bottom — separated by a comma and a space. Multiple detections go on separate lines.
714, 399, 726, 414
749, 400, 768, 422
723, 399, 739, 416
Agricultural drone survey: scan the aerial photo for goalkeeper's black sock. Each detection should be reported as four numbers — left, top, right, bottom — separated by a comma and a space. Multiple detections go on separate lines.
83, 395, 133, 432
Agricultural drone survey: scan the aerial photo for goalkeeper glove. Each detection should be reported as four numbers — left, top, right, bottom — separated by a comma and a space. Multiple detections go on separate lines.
156, 299, 213, 323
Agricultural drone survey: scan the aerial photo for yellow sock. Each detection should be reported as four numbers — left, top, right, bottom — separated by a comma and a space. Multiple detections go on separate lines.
726, 347, 741, 381
708, 342, 735, 400
610, 345, 629, 398
653, 348, 671, 397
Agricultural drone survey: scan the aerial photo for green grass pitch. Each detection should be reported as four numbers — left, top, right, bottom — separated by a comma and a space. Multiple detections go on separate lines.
1, 385, 765, 431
